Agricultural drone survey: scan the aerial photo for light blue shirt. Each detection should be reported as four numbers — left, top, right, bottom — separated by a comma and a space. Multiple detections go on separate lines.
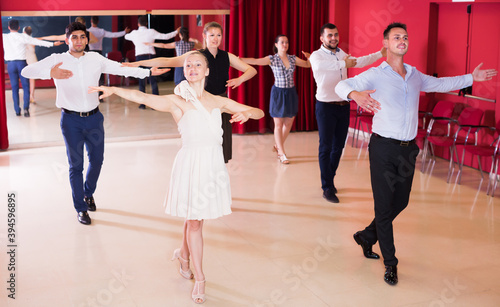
335, 61, 473, 141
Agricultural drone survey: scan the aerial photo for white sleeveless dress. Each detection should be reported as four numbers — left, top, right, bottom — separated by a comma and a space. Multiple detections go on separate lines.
165, 82, 232, 220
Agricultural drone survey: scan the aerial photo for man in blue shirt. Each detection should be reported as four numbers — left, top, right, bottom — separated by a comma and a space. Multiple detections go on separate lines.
336, 22, 497, 286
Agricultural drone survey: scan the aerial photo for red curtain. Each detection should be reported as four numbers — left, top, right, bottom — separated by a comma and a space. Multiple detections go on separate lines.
0, 19, 9, 150
228, 0, 328, 134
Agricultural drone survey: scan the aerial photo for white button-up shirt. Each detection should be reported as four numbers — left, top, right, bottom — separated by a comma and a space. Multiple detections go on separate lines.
335, 61, 474, 141
3, 32, 54, 61
309, 45, 382, 102
125, 26, 178, 56
88, 26, 127, 51
21, 51, 150, 112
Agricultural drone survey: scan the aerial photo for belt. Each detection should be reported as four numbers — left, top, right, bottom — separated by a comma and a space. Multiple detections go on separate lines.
327, 100, 350, 106
373, 133, 415, 146
62, 107, 99, 117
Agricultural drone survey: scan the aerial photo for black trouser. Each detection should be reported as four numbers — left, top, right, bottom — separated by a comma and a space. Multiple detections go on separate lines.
360, 134, 419, 266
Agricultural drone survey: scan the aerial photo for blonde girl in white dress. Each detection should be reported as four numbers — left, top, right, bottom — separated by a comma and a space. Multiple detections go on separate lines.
90, 51, 264, 304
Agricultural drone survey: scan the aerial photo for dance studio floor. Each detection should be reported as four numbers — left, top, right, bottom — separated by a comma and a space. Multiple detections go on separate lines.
1, 83, 500, 306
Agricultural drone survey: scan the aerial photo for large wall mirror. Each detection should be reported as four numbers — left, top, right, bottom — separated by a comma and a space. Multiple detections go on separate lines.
2, 12, 227, 148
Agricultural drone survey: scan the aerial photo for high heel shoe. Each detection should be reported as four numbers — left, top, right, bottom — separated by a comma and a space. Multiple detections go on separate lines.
272, 145, 280, 158
171, 248, 194, 279
278, 154, 290, 164
192, 280, 206, 304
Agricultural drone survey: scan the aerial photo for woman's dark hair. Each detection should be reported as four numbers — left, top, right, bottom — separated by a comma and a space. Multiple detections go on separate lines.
179, 27, 190, 42
273, 35, 287, 54
23, 26, 32, 36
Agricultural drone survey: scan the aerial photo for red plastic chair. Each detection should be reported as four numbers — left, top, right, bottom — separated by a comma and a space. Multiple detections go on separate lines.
423, 106, 484, 183
352, 104, 374, 147
420, 100, 456, 173
416, 96, 433, 148
459, 120, 500, 196
125, 49, 136, 63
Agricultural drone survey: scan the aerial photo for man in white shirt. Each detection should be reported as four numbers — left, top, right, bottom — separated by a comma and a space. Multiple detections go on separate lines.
3, 19, 61, 117
88, 16, 130, 54
125, 15, 179, 108
22, 22, 167, 225
309, 23, 385, 203
88, 16, 131, 100
336, 22, 497, 286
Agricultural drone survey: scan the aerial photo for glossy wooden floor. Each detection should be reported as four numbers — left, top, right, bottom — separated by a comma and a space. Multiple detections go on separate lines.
1, 85, 499, 306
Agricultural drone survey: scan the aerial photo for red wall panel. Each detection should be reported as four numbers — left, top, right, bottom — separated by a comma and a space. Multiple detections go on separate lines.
1, 0, 231, 12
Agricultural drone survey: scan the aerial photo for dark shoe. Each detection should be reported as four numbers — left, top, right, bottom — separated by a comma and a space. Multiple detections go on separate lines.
138, 104, 146, 109
332, 186, 337, 194
78, 211, 91, 225
323, 189, 339, 203
84, 196, 96, 212
384, 265, 398, 285
353, 231, 380, 259
16, 112, 21, 116
24, 110, 30, 117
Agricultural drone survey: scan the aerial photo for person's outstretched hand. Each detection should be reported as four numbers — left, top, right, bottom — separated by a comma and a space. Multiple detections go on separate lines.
229, 111, 251, 124
348, 90, 381, 113
151, 67, 170, 76
472, 63, 498, 82
50, 62, 73, 79
88, 86, 114, 100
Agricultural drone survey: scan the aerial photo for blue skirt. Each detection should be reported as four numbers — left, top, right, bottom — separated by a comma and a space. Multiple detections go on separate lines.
269, 86, 298, 118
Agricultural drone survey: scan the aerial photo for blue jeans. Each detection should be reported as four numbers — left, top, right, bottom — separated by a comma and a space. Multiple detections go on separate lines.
7, 60, 30, 114
60, 110, 105, 212
136, 54, 158, 95
315, 101, 350, 192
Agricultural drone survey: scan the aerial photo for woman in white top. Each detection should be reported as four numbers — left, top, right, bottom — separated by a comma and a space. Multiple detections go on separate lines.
23, 26, 38, 103
90, 51, 264, 304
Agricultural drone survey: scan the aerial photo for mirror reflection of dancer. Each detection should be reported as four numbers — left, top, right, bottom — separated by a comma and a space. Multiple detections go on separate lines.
90, 51, 264, 304
145, 26, 202, 85
22, 22, 167, 225
3, 19, 61, 117
124, 15, 179, 109
123, 22, 257, 163
336, 22, 497, 286
242, 35, 310, 164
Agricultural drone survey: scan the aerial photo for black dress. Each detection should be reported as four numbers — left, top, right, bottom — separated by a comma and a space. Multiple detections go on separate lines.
200, 48, 232, 163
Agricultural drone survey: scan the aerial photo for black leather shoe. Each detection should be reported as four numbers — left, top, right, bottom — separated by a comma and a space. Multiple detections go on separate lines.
84, 196, 96, 212
78, 211, 91, 225
16, 112, 21, 116
384, 265, 398, 285
24, 110, 30, 117
323, 189, 339, 203
353, 231, 380, 259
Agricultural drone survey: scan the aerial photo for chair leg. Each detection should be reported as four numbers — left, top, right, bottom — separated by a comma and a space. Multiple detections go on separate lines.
446, 147, 454, 183
354, 118, 361, 147
492, 158, 500, 197
486, 156, 496, 195
420, 138, 429, 173
477, 156, 484, 180
352, 117, 359, 147
458, 148, 466, 184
